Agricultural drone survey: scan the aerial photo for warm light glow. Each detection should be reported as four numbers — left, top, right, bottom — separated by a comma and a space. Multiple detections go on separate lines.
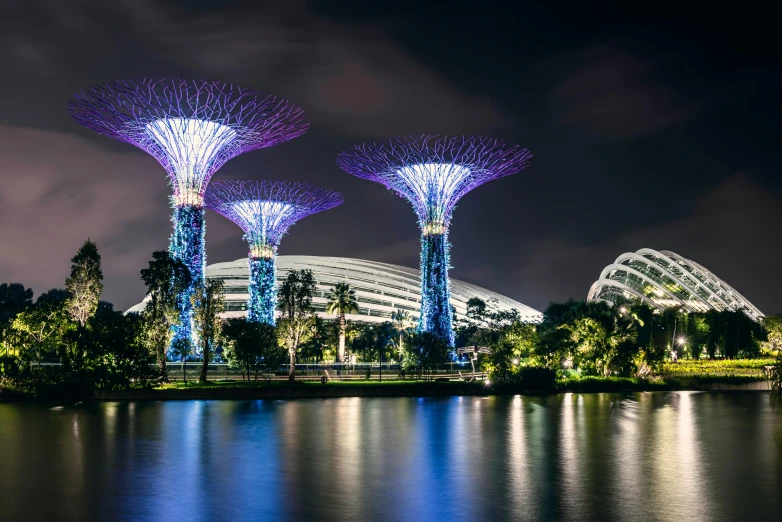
249, 243, 277, 259
146, 118, 237, 206
396, 163, 471, 233
677, 336, 687, 346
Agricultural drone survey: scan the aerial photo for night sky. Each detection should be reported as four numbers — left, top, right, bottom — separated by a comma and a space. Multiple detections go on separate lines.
1, 1, 780, 314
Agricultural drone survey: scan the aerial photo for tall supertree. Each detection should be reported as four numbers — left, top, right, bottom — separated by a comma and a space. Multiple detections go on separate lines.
205, 180, 343, 324
67, 79, 308, 346
337, 135, 532, 346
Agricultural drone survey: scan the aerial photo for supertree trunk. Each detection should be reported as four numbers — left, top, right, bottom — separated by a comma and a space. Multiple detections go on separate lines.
248, 255, 277, 324
419, 230, 454, 346
169, 205, 205, 353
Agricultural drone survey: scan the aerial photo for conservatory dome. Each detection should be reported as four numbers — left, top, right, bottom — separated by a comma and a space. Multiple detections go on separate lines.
587, 248, 763, 322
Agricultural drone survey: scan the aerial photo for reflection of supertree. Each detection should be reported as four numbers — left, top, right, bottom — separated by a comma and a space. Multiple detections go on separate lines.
67, 79, 308, 346
337, 135, 532, 345
205, 181, 342, 324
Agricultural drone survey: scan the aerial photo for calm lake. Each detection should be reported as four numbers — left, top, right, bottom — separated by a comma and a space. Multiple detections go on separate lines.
0, 392, 780, 521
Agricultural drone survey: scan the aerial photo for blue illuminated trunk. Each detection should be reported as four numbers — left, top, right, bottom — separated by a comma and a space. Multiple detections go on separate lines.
169, 205, 205, 355
419, 231, 454, 346
248, 255, 277, 324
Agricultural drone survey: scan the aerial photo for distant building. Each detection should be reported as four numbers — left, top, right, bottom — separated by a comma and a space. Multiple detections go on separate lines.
128, 255, 543, 324
587, 248, 763, 322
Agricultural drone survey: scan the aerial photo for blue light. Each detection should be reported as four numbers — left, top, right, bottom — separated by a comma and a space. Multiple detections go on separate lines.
248, 256, 277, 325
169, 205, 205, 356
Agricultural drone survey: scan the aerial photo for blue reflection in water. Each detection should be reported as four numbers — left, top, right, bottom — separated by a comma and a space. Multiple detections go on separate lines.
0, 393, 780, 522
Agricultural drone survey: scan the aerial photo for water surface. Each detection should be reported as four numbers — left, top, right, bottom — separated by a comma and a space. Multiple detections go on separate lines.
0, 392, 780, 521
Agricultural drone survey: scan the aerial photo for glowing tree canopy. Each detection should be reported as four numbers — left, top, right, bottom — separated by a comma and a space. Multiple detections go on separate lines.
205, 180, 343, 324
337, 135, 532, 345
67, 79, 309, 349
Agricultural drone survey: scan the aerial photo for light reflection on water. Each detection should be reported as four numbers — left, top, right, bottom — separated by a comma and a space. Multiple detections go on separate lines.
0, 392, 780, 522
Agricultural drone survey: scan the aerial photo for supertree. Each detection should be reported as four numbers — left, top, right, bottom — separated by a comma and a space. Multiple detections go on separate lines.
205, 180, 343, 324
67, 79, 308, 347
337, 135, 532, 346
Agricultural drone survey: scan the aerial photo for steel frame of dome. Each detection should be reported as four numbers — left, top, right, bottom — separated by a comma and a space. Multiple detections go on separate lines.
587, 248, 764, 322
128, 255, 543, 324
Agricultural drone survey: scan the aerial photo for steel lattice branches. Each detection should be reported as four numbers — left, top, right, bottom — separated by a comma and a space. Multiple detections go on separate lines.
67, 79, 309, 207
336, 135, 531, 233
205, 180, 343, 258
337, 134, 531, 346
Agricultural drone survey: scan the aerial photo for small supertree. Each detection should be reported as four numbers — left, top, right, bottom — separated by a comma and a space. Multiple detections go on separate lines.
205, 180, 342, 324
67, 79, 308, 347
337, 135, 531, 346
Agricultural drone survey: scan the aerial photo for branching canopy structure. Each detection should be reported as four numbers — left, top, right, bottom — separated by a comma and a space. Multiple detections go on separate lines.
205, 180, 343, 324
67, 79, 309, 207
67, 79, 309, 347
337, 135, 531, 345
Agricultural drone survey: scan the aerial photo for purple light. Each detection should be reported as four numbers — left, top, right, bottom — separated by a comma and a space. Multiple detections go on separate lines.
205, 180, 343, 257
67, 79, 309, 346
67, 79, 309, 206
337, 135, 531, 232
336, 135, 531, 345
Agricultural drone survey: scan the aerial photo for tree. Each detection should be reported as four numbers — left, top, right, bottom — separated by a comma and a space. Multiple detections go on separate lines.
391, 310, 415, 361
277, 269, 317, 380
0, 283, 33, 355
223, 319, 285, 380
64, 239, 103, 327
762, 314, 782, 356
354, 322, 396, 380
170, 337, 193, 383
482, 321, 537, 383
192, 278, 224, 382
11, 290, 71, 364
300, 316, 338, 363
325, 282, 359, 363
402, 331, 449, 380
82, 304, 157, 390
140, 251, 191, 381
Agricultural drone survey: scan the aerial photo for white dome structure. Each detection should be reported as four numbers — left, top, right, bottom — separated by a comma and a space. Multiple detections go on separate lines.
587, 248, 763, 322
128, 255, 543, 324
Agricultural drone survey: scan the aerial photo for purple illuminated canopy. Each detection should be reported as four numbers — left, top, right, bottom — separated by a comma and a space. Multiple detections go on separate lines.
336, 135, 531, 233
204, 180, 343, 258
67, 79, 309, 207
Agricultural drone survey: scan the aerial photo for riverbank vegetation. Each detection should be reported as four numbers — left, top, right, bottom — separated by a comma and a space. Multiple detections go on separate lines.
1, 240, 780, 401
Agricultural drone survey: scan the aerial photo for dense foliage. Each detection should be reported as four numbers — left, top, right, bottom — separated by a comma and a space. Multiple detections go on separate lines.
455, 298, 769, 385
222, 319, 286, 380
0, 239, 776, 399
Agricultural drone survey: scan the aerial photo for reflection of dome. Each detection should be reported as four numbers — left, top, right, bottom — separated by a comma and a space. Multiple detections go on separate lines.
128, 255, 543, 324
587, 248, 764, 322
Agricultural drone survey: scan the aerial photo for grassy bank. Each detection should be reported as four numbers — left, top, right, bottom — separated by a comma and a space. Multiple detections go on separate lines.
88, 373, 770, 400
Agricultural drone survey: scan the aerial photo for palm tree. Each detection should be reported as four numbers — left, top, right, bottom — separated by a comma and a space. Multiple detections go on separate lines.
326, 282, 359, 362
391, 310, 415, 361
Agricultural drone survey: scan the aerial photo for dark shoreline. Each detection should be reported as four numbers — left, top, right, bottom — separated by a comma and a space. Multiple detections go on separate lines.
89, 379, 771, 401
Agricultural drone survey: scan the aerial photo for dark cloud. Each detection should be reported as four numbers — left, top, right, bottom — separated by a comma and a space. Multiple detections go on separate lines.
549, 44, 697, 139
0, 124, 171, 305
0, 1, 779, 315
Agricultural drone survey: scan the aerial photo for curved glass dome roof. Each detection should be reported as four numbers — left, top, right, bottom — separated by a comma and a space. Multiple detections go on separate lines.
128, 255, 543, 324
587, 248, 764, 322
